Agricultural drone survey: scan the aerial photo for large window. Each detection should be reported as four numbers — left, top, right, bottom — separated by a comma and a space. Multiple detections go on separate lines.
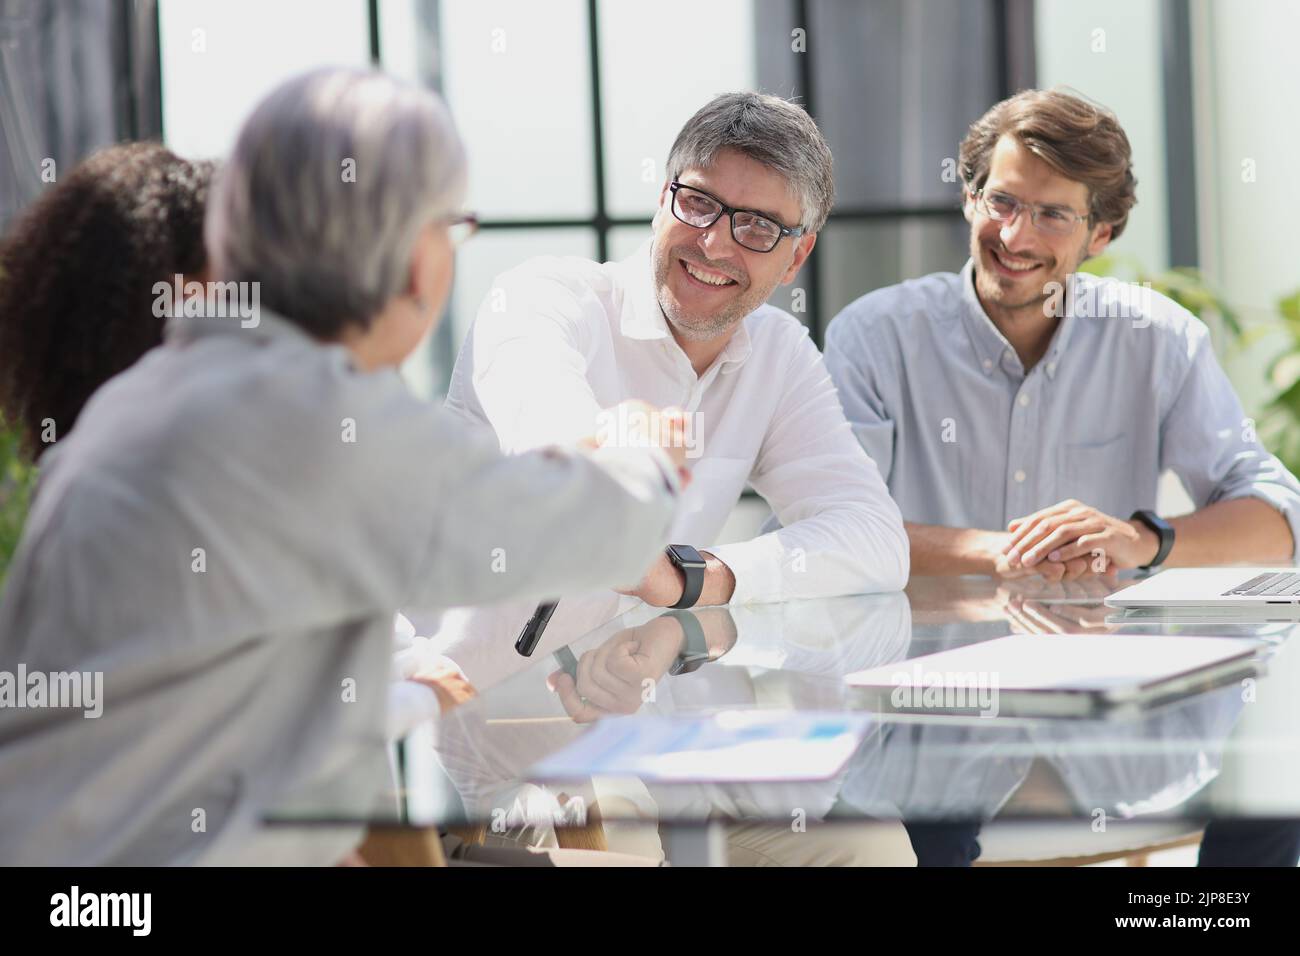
386, 0, 1020, 397
151, 0, 1024, 398
159, 0, 372, 159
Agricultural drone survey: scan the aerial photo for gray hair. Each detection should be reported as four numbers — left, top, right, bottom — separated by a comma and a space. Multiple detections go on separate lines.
206, 67, 467, 337
666, 92, 834, 234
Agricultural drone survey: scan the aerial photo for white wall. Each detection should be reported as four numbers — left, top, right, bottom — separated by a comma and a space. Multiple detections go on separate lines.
159, 0, 371, 160
1034, 0, 1169, 272
1194, 0, 1300, 413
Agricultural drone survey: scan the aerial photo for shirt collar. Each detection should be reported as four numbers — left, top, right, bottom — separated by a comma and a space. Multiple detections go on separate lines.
165, 303, 318, 348
616, 238, 672, 341
715, 315, 752, 373
958, 258, 1072, 380
614, 236, 755, 374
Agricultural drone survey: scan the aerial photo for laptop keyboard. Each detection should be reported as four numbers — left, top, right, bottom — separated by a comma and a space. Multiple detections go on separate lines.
1224, 572, 1300, 597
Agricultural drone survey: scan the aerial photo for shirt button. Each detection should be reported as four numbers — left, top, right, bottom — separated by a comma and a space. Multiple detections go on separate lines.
982, 358, 993, 371
1017, 394, 1030, 407
1014, 469, 1027, 483
1047, 362, 1057, 374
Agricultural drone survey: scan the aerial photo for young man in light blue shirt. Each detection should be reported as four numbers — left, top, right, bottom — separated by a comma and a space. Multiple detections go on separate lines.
826, 88, 1299, 584
825, 87, 1300, 866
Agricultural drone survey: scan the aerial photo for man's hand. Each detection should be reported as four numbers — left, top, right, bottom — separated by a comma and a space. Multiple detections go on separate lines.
616, 549, 736, 607
1003, 499, 1159, 573
984, 529, 1091, 582
1002, 596, 1117, 635
594, 400, 692, 489
547, 618, 686, 722
618, 551, 689, 606
409, 661, 477, 714
996, 574, 1118, 606
907, 523, 1086, 580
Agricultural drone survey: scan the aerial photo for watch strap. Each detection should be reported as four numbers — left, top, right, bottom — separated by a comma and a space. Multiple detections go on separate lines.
666, 610, 709, 675
1130, 509, 1174, 570
668, 546, 706, 609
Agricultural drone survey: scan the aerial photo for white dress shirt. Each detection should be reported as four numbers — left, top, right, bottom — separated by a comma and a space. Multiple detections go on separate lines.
425, 238, 907, 690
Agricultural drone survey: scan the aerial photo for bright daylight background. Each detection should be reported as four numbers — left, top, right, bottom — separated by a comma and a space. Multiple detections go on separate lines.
2, 0, 1298, 861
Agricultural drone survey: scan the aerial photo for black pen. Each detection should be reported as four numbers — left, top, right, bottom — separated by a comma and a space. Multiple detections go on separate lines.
515, 600, 559, 657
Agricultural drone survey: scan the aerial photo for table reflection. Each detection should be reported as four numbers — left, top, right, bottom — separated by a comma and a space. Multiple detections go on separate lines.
412, 578, 1296, 838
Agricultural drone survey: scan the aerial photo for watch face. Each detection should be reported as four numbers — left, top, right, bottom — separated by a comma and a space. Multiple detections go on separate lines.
668, 544, 706, 568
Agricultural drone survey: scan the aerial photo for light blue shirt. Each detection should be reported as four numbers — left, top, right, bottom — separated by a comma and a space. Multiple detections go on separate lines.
823, 260, 1300, 558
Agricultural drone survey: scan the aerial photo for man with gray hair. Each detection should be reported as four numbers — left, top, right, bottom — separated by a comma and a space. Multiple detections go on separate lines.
442, 91, 905, 669
431, 92, 911, 865
0, 67, 691, 866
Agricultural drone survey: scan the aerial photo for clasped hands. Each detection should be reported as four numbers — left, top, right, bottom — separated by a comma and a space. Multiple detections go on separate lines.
993, 498, 1160, 582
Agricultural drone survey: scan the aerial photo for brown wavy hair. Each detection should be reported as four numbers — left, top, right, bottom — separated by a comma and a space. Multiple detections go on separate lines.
0, 142, 213, 460
959, 88, 1137, 239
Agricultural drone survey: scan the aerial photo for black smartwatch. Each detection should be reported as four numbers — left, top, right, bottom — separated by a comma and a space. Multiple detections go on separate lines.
666, 544, 707, 609
1130, 509, 1175, 570
665, 610, 710, 676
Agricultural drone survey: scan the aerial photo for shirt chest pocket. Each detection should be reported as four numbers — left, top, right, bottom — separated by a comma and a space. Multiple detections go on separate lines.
1057, 432, 1130, 515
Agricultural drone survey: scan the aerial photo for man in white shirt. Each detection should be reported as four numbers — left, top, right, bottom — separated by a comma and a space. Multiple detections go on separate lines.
424, 92, 910, 865
431, 93, 907, 693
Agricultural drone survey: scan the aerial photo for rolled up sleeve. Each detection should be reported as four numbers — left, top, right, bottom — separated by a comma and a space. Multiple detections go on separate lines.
1160, 324, 1300, 560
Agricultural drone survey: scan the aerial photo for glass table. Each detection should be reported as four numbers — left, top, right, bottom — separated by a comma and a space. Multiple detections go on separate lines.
270, 575, 1300, 865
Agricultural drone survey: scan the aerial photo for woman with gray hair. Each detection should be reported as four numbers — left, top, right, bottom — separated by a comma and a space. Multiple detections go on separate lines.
0, 67, 689, 866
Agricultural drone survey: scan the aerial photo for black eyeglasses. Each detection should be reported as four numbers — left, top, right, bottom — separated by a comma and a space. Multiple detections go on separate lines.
668, 181, 804, 253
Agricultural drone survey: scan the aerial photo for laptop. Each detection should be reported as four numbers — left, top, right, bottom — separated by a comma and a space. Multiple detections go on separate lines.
843, 633, 1263, 719
1105, 567, 1300, 609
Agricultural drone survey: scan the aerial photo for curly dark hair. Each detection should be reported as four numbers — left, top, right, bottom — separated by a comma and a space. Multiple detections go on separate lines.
0, 142, 213, 461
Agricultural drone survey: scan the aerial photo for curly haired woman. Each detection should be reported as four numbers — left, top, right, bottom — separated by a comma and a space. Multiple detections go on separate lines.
0, 142, 213, 461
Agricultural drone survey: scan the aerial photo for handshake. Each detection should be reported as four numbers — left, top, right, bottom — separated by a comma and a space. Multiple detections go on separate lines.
586, 400, 696, 490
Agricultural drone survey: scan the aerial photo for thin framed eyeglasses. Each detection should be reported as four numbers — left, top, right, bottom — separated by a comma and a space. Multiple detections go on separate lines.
668, 181, 804, 253
973, 188, 1090, 236
446, 213, 479, 247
